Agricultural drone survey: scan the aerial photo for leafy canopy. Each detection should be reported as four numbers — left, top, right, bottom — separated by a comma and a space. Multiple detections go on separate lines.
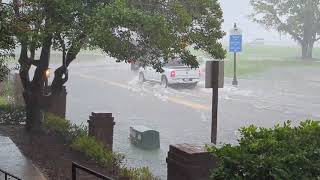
208, 120, 320, 180
0, 2, 14, 82
90, 0, 226, 71
7, 0, 225, 71
250, 0, 320, 44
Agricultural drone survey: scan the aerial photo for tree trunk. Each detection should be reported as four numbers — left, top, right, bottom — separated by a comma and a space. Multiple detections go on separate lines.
301, 42, 313, 59
20, 34, 52, 132
24, 90, 42, 132
307, 41, 314, 59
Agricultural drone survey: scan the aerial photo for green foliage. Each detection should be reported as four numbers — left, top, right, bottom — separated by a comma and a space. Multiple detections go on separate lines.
0, 2, 15, 81
0, 95, 26, 125
43, 113, 89, 143
121, 167, 158, 180
71, 135, 124, 168
5, 0, 225, 72
0, 96, 7, 108
208, 120, 320, 180
0, 3, 15, 51
250, 0, 320, 41
2, 0, 225, 131
89, 0, 225, 71
43, 114, 156, 179
43, 113, 71, 136
0, 80, 26, 125
250, 0, 320, 58
0, 59, 9, 83
68, 123, 88, 140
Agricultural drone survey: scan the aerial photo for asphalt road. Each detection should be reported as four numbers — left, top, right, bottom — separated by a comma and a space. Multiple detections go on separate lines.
61, 55, 320, 179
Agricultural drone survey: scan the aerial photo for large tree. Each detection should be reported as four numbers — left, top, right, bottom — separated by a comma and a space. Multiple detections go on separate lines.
4, 0, 225, 131
250, 0, 320, 59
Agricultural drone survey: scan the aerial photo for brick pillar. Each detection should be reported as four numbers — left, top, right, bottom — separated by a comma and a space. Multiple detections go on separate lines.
47, 86, 67, 118
167, 144, 217, 180
87, 112, 115, 151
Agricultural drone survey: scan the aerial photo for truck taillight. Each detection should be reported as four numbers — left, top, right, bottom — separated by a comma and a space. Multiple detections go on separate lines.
170, 70, 176, 77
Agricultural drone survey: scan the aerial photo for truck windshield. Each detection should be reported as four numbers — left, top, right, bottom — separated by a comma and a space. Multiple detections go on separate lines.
164, 58, 185, 67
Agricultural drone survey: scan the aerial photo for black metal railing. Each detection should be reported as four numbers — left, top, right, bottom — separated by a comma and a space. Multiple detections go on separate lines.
72, 162, 114, 180
0, 168, 22, 180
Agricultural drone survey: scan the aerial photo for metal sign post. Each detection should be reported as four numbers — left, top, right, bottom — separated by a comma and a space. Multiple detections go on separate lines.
229, 23, 242, 86
205, 60, 224, 144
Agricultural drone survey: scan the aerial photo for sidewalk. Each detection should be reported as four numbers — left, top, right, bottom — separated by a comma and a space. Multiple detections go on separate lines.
0, 135, 47, 180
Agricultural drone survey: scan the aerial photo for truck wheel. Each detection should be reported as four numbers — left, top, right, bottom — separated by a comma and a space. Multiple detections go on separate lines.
161, 76, 168, 88
139, 72, 145, 83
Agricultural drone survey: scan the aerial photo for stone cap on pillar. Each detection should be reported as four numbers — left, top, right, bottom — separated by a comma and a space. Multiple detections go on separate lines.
91, 112, 113, 118
169, 144, 214, 162
88, 112, 115, 125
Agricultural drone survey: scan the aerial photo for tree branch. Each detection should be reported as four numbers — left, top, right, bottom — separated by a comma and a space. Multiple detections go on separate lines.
18, 43, 31, 90
55, 33, 67, 66
51, 33, 87, 94
65, 33, 86, 67
271, 11, 302, 42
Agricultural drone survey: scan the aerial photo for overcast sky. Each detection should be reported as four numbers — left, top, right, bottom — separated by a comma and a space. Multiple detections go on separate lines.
220, 0, 296, 45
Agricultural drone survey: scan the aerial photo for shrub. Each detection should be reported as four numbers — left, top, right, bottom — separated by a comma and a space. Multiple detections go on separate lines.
69, 123, 88, 140
208, 120, 320, 180
71, 135, 124, 168
0, 108, 26, 125
0, 96, 7, 108
0, 59, 9, 83
43, 114, 157, 179
121, 167, 158, 180
0, 95, 26, 125
1, 78, 14, 99
43, 113, 71, 136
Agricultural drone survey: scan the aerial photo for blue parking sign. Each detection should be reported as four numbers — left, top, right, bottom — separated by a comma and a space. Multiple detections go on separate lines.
229, 35, 242, 53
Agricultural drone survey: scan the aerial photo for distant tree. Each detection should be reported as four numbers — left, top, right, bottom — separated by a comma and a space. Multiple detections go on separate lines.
250, 0, 320, 59
0, 1, 15, 82
6, 0, 225, 131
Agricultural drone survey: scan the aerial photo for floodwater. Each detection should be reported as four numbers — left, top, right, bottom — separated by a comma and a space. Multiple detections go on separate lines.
62, 55, 320, 179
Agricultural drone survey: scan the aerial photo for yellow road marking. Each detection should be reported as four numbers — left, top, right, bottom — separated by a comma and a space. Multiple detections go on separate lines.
76, 73, 129, 89
75, 73, 210, 111
167, 97, 210, 110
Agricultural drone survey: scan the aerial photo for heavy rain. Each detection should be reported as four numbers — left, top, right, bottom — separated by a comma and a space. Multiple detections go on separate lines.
1, 0, 320, 179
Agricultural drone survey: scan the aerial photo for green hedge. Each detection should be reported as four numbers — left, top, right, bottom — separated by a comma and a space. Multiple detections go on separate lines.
0, 95, 25, 125
43, 113, 157, 180
0, 96, 7, 108
208, 120, 320, 180
71, 135, 124, 168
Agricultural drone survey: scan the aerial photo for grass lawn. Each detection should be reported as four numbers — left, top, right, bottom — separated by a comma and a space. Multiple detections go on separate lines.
189, 45, 320, 78
0, 96, 8, 108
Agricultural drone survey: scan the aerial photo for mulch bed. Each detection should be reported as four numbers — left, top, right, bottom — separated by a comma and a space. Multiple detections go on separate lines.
0, 125, 120, 180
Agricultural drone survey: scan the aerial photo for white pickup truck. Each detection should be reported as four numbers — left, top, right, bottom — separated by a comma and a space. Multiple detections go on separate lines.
138, 59, 201, 88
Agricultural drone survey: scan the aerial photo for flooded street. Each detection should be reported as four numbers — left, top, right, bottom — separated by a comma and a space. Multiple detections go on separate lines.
63, 56, 320, 179
2, 0, 320, 179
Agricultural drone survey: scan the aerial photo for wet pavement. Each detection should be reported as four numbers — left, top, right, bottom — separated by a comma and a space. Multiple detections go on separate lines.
0, 136, 47, 180
55, 56, 320, 179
